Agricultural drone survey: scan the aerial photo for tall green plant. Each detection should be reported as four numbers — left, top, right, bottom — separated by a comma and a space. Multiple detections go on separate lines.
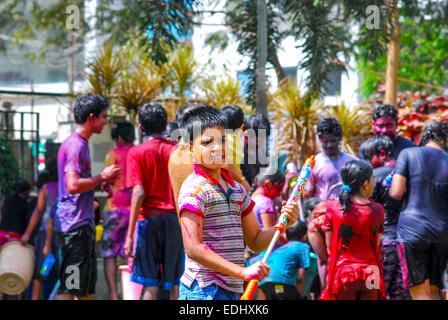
270, 79, 323, 165
0, 137, 22, 195
167, 42, 199, 106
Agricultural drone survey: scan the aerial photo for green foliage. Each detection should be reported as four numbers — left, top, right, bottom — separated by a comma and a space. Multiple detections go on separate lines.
225, 0, 286, 107
96, 0, 201, 65
0, 137, 22, 195
357, 18, 448, 98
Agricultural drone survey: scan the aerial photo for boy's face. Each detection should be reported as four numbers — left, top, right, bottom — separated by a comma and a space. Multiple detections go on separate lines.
90, 109, 108, 134
191, 126, 227, 171
372, 116, 397, 139
319, 133, 341, 158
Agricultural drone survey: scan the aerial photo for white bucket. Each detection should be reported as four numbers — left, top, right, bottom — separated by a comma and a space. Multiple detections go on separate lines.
119, 265, 142, 300
0, 241, 35, 295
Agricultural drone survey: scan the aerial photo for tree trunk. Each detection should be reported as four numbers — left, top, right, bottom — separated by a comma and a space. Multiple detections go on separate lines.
256, 0, 268, 115
68, 32, 75, 112
268, 47, 286, 85
384, 0, 400, 107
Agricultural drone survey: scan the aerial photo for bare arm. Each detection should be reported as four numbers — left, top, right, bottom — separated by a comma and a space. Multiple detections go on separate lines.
43, 218, 54, 257
20, 185, 47, 245
308, 231, 328, 263
325, 231, 333, 257
124, 184, 145, 256
389, 174, 407, 200
65, 165, 121, 195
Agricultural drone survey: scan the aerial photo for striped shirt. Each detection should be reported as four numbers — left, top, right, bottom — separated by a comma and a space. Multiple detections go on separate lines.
178, 164, 255, 294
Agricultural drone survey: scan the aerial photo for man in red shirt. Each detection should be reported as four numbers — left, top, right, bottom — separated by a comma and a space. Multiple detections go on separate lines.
124, 103, 183, 300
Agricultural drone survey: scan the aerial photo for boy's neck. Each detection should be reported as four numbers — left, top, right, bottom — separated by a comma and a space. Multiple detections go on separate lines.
199, 165, 222, 181
75, 125, 93, 141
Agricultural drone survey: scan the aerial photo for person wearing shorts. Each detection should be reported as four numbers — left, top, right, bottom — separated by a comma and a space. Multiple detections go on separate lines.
124, 103, 184, 300
54, 93, 121, 300
100, 121, 134, 300
390, 120, 448, 300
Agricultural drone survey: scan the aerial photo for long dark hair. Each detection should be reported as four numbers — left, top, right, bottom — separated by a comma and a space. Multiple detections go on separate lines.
339, 160, 373, 213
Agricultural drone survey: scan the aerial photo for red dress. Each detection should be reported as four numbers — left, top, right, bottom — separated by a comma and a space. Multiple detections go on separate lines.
320, 199, 386, 300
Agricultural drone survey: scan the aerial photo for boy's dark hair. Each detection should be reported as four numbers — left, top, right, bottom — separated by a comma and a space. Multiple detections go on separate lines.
138, 103, 167, 135
251, 168, 285, 194
176, 103, 204, 125
221, 104, 244, 130
317, 117, 342, 138
302, 197, 323, 222
244, 114, 271, 137
285, 221, 308, 242
372, 104, 398, 122
111, 121, 135, 144
13, 180, 31, 195
73, 93, 109, 124
419, 119, 448, 147
163, 121, 179, 139
181, 106, 227, 143
339, 160, 373, 213
361, 135, 394, 161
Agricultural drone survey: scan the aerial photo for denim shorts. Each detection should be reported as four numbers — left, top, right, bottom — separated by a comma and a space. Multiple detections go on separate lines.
131, 211, 184, 290
179, 281, 240, 300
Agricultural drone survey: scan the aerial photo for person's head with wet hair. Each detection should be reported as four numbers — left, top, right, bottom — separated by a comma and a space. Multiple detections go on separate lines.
371, 104, 399, 140
181, 106, 227, 144
339, 160, 374, 213
163, 121, 179, 140
181, 106, 228, 170
419, 119, 448, 151
317, 117, 342, 158
73, 93, 109, 124
361, 135, 394, 168
138, 103, 167, 136
285, 220, 308, 242
220, 104, 244, 131
251, 168, 285, 198
111, 121, 135, 146
244, 113, 271, 138
303, 197, 323, 223
13, 179, 31, 198
176, 103, 204, 126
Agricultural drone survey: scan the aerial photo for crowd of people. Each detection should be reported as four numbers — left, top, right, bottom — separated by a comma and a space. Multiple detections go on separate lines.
0, 93, 447, 301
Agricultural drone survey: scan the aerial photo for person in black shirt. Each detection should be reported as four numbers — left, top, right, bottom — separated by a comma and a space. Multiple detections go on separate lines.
390, 119, 448, 300
359, 104, 415, 161
0, 180, 31, 246
362, 135, 411, 300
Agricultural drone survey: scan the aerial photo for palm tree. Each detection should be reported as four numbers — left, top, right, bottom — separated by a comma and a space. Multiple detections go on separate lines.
85, 39, 124, 97
270, 79, 323, 165
167, 42, 199, 107
202, 75, 246, 108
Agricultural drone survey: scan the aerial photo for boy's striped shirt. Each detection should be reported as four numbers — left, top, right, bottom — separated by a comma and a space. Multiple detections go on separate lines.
178, 164, 255, 294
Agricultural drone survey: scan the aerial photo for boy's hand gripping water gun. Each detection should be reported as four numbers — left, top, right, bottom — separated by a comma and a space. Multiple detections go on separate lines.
240, 155, 316, 300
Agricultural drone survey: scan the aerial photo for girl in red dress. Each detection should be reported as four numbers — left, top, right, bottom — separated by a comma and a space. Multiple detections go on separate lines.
320, 160, 386, 300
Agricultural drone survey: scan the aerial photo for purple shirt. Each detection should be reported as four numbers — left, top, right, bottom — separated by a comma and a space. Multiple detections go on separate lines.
304, 152, 358, 200
251, 194, 276, 229
55, 132, 95, 233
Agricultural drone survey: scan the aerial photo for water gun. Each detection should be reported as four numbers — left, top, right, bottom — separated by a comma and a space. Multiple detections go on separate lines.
240, 155, 316, 300
40, 253, 56, 278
